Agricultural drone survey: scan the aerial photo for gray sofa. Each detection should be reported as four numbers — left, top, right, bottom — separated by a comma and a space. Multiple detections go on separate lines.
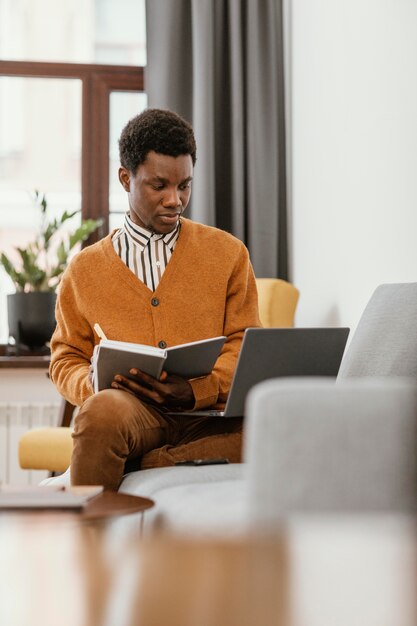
245, 376, 417, 528
45, 283, 417, 533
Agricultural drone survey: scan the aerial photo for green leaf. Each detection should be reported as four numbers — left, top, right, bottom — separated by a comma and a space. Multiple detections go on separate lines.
33, 190, 47, 214
0, 253, 27, 290
0, 191, 102, 292
68, 219, 102, 250
56, 241, 68, 266
42, 211, 79, 248
16, 247, 47, 289
42, 218, 60, 247
58, 210, 79, 225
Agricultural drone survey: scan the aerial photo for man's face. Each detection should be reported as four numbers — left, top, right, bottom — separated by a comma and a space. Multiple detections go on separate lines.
118, 150, 193, 234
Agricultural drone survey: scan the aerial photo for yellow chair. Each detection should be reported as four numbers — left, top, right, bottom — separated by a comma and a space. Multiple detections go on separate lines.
19, 396, 76, 474
19, 278, 299, 474
256, 278, 299, 328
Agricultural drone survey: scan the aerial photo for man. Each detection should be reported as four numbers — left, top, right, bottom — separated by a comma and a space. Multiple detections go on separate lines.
50, 109, 261, 491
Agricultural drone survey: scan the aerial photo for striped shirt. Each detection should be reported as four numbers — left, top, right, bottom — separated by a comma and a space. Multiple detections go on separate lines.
112, 213, 181, 291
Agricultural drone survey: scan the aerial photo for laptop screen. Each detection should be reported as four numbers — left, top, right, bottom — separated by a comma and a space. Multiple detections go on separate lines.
224, 327, 349, 417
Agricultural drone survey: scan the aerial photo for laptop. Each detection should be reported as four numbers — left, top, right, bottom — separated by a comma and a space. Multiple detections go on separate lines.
166, 327, 350, 418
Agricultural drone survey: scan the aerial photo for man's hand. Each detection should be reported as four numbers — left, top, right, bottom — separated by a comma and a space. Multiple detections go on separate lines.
111, 369, 195, 410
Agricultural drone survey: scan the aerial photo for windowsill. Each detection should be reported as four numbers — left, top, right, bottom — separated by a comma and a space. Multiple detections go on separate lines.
0, 345, 50, 369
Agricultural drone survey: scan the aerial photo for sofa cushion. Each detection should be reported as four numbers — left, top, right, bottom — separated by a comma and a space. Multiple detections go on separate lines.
120, 463, 244, 497
120, 463, 247, 535
138, 480, 248, 536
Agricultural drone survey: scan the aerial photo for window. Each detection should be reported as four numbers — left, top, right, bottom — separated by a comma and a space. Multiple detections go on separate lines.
0, 0, 146, 66
0, 0, 146, 342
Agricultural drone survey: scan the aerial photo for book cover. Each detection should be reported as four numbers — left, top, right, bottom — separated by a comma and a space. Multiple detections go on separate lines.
93, 336, 226, 393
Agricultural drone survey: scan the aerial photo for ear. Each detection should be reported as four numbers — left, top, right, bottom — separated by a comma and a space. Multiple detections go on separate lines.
119, 167, 131, 191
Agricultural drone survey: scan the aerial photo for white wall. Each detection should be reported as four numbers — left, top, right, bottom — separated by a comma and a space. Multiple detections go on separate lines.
0, 370, 60, 402
291, 0, 417, 331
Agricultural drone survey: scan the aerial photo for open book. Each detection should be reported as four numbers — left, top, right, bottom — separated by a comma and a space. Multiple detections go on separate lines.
93, 336, 226, 393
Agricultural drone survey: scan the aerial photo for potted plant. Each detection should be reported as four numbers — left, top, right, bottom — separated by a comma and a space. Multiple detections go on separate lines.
0, 191, 102, 350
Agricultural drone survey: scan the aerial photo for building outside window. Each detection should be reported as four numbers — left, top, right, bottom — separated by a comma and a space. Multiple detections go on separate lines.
0, 0, 147, 342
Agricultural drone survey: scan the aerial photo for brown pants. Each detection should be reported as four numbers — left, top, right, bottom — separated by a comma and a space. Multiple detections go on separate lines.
71, 389, 243, 491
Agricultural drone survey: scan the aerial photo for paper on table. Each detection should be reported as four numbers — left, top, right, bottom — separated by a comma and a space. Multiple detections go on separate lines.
0, 485, 104, 509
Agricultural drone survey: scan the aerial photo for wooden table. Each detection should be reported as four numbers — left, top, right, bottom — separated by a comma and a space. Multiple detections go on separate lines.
1, 513, 416, 626
0, 492, 153, 626
0, 491, 154, 522
126, 514, 417, 626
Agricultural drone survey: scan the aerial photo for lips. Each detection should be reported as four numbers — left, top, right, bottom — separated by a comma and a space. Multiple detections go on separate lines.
159, 213, 180, 224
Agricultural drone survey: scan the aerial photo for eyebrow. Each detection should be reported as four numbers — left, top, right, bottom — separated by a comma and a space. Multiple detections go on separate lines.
150, 175, 193, 184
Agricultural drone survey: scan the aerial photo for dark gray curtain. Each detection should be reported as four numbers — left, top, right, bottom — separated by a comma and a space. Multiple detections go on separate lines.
145, 0, 288, 279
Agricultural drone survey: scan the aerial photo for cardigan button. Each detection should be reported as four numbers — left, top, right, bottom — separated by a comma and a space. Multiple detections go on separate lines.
158, 340, 167, 349
151, 298, 159, 307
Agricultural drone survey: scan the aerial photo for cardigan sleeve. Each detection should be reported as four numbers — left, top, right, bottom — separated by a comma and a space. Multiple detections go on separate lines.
188, 243, 261, 410
49, 267, 95, 407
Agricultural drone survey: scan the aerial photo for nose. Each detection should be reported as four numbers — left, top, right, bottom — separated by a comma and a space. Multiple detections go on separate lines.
163, 188, 181, 209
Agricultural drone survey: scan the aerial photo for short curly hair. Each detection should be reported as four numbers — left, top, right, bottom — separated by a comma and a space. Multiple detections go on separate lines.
119, 108, 197, 173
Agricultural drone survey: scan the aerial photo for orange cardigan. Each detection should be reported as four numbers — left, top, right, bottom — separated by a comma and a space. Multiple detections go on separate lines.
50, 218, 261, 408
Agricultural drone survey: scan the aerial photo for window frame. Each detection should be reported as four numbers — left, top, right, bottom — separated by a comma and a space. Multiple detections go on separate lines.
0, 59, 144, 243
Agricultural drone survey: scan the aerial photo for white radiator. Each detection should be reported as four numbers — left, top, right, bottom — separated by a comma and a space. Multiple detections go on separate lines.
0, 402, 61, 486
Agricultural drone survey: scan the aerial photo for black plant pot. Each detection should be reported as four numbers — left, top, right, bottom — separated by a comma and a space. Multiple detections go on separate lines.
7, 292, 57, 350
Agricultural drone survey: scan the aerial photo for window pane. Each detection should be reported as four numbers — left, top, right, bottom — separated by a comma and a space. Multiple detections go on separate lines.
0, 77, 82, 343
0, 0, 146, 66
109, 212, 126, 232
109, 91, 147, 221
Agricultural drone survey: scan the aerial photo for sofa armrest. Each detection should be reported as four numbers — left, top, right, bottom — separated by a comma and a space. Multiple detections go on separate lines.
244, 377, 417, 524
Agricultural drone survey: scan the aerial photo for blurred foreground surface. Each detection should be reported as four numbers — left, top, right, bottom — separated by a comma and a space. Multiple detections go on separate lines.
0, 512, 416, 626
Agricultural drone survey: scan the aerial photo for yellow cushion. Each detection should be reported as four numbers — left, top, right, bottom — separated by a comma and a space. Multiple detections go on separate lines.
255, 278, 299, 327
19, 427, 73, 473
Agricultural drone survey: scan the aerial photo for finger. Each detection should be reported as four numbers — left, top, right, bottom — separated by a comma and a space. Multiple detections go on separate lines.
129, 369, 171, 394
112, 376, 164, 404
129, 369, 161, 386
112, 380, 164, 404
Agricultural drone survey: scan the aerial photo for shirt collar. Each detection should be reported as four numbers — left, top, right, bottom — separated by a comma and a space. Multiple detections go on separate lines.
123, 212, 181, 253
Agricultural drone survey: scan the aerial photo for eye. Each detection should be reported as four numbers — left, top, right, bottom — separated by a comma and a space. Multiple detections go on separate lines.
179, 182, 191, 191
152, 183, 164, 190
